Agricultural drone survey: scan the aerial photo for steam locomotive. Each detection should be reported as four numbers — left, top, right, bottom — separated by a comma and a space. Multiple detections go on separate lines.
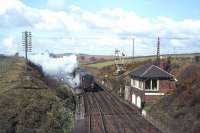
73, 68, 95, 95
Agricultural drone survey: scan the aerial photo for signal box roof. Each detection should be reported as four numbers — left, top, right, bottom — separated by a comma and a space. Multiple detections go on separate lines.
129, 64, 175, 80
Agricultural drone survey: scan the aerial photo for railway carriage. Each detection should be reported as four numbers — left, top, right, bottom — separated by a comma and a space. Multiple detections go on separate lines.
75, 68, 95, 92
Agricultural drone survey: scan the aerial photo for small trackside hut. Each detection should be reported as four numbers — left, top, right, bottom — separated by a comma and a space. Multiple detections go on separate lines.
125, 64, 177, 109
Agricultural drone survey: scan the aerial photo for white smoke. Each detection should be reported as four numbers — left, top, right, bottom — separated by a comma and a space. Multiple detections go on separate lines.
29, 52, 80, 87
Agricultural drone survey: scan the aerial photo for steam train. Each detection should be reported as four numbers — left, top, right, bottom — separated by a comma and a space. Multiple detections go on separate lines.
73, 68, 95, 95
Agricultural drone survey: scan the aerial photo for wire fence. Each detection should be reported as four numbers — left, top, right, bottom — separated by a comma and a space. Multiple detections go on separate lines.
0, 64, 9, 73
0, 57, 15, 76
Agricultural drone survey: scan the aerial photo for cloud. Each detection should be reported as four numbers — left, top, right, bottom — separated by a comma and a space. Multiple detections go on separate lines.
170, 39, 185, 47
1, 36, 17, 54
0, 0, 25, 15
46, 0, 66, 10
0, 0, 200, 55
2, 36, 14, 47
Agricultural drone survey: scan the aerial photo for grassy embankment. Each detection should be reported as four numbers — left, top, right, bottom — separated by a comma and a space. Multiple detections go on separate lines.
0, 56, 75, 133
147, 57, 200, 133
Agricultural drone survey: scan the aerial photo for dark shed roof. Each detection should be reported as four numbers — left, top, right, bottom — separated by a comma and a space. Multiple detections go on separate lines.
129, 64, 175, 80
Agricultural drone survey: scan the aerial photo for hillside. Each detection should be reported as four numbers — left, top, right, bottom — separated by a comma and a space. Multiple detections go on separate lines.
84, 56, 200, 133
148, 61, 200, 133
0, 57, 75, 133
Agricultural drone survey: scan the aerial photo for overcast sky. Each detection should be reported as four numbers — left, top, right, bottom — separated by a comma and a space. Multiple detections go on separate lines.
0, 0, 200, 56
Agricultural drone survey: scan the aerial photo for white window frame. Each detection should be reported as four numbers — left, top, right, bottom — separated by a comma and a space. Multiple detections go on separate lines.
145, 79, 159, 91
131, 79, 134, 87
139, 80, 142, 89
131, 79, 144, 90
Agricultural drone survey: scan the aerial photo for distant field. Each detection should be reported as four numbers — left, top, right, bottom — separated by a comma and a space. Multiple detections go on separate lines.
85, 53, 200, 68
87, 60, 115, 68
86, 56, 155, 68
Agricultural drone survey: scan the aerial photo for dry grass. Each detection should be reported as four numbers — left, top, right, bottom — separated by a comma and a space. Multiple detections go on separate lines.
149, 61, 200, 133
0, 57, 75, 133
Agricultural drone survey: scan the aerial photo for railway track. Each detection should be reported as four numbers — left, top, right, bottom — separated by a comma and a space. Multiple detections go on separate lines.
103, 90, 145, 133
101, 84, 161, 133
98, 88, 144, 133
83, 83, 162, 133
84, 92, 107, 133
95, 91, 126, 133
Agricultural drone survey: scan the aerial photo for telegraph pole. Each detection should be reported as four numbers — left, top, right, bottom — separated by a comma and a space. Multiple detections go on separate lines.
157, 37, 160, 66
22, 31, 32, 71
133, 38, 134, 58
173, 47, 177, 63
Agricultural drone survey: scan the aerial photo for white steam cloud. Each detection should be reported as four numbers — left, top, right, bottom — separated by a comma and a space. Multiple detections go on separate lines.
29, 52, 80, 87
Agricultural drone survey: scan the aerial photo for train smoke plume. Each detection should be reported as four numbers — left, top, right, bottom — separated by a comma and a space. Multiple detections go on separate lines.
29, 52, 80, 87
